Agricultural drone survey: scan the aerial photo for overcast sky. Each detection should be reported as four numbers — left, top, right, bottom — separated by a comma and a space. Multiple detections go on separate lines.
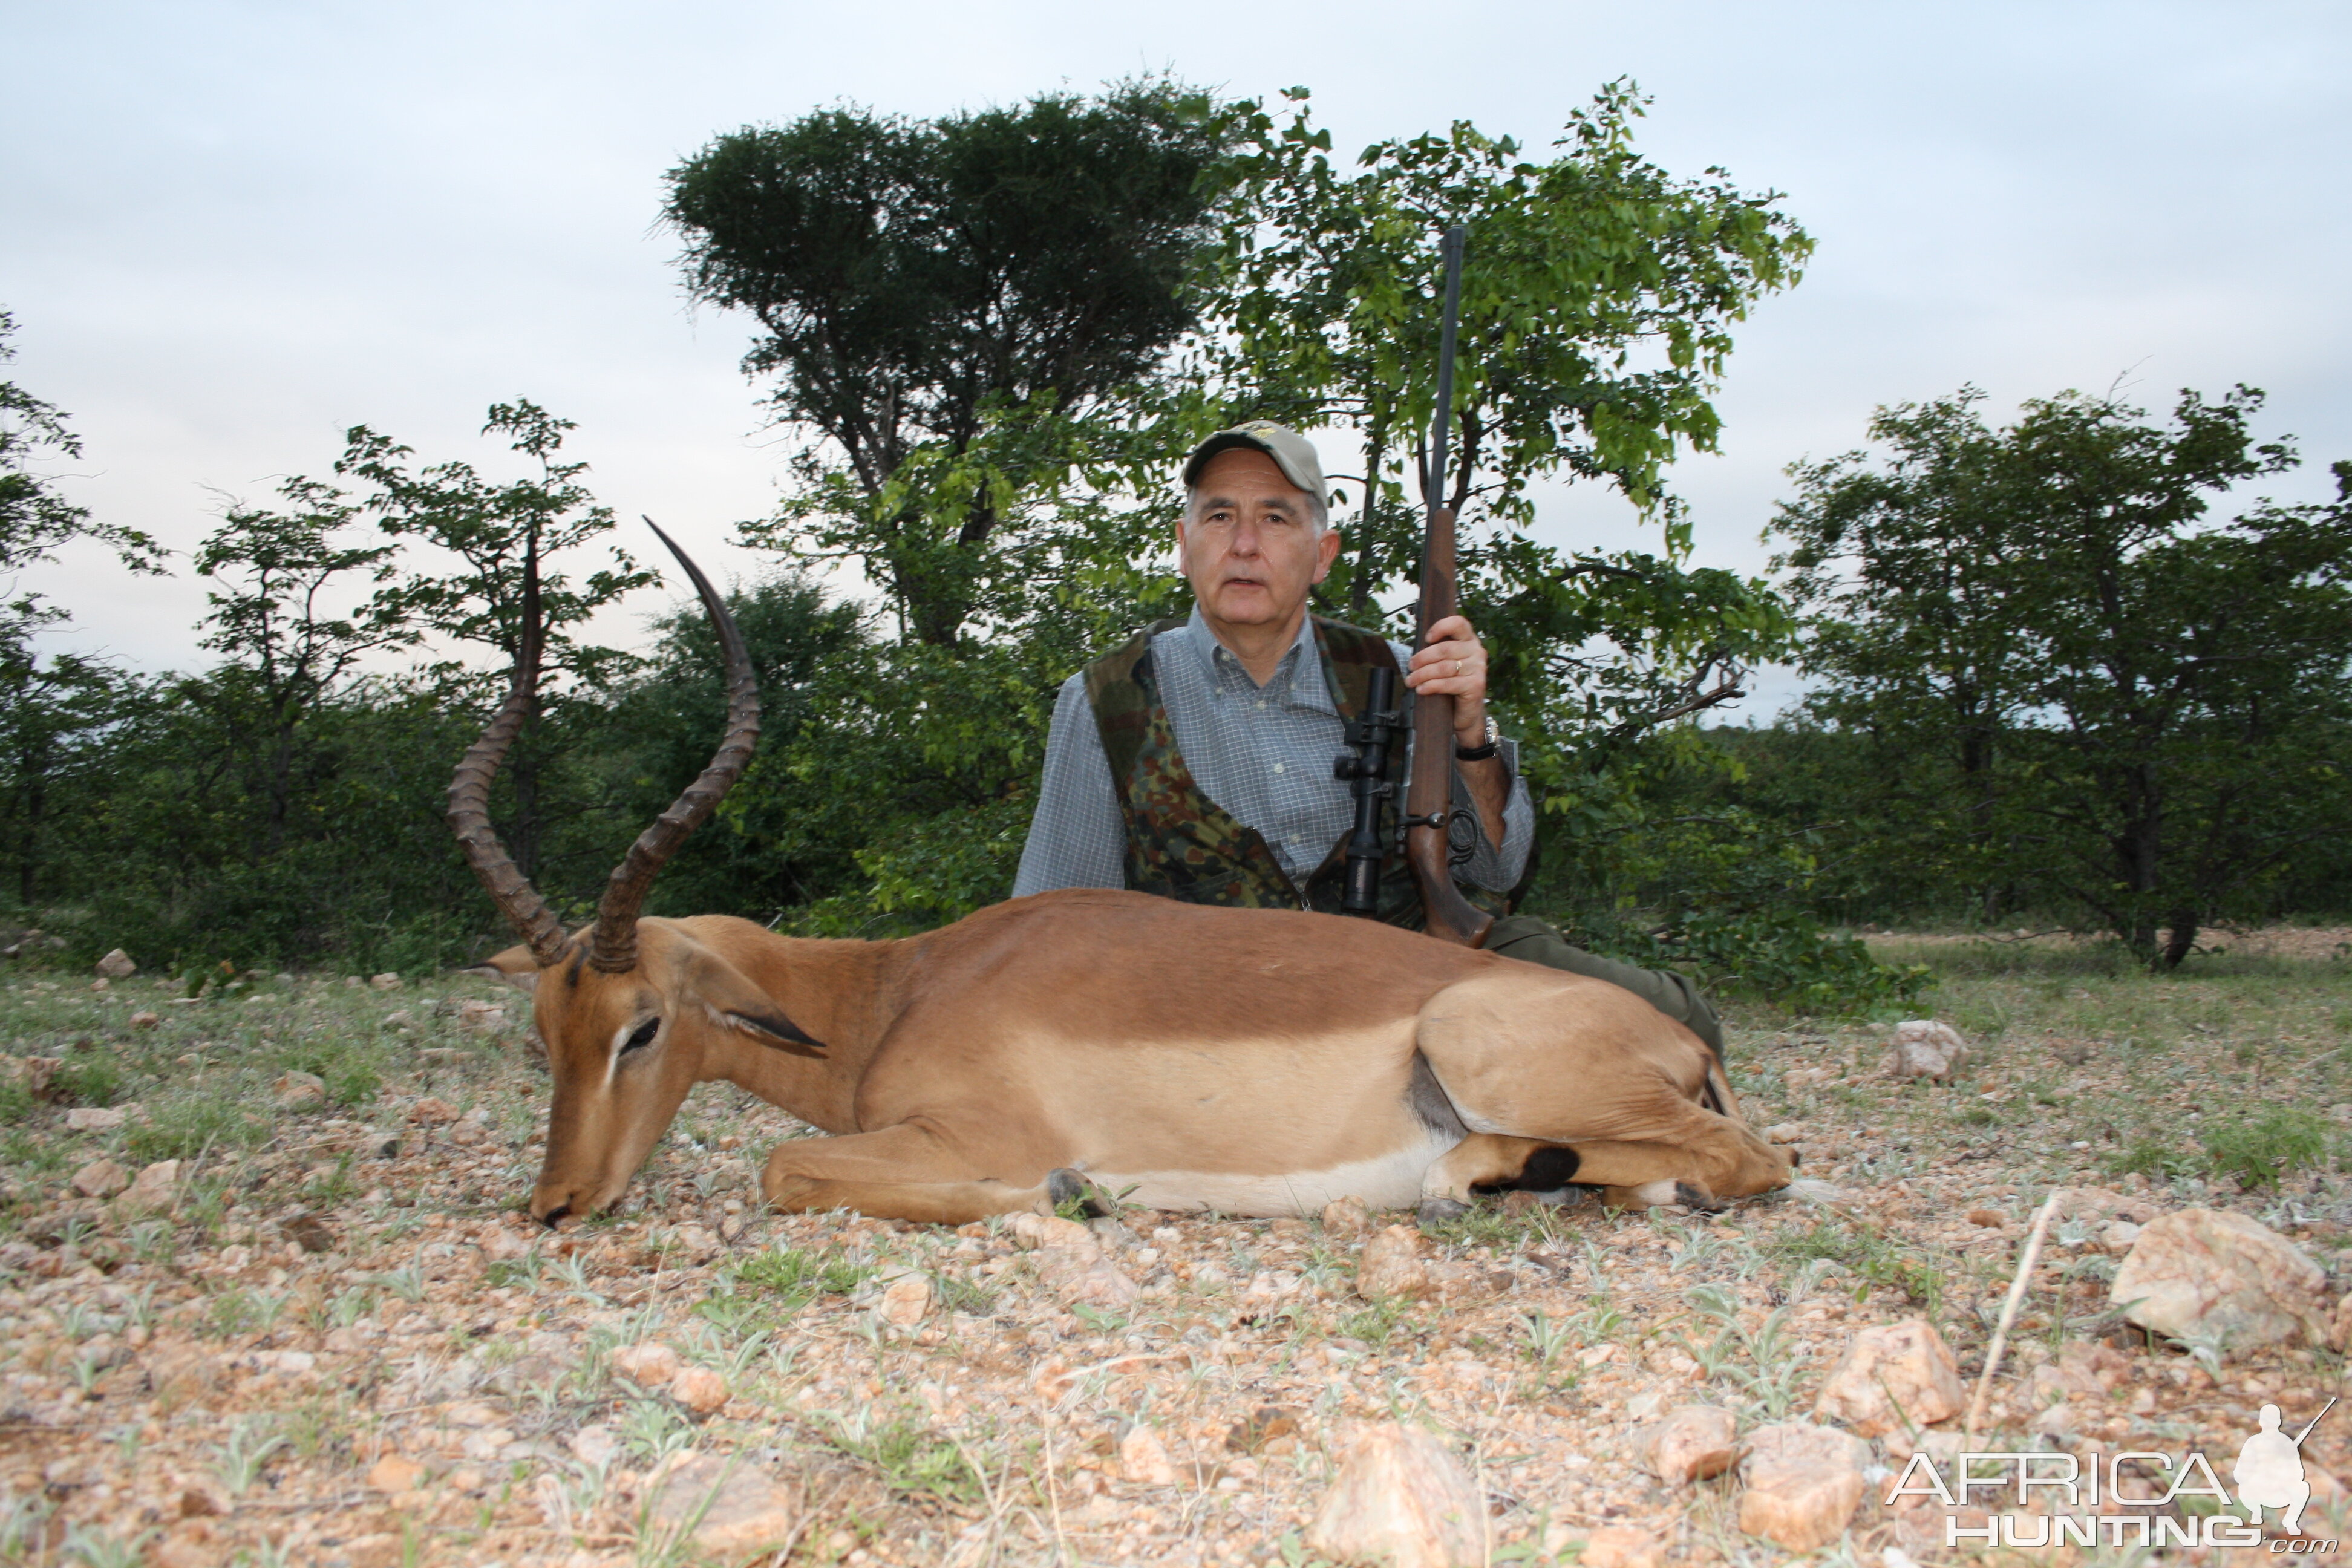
5, 1, 2347, 717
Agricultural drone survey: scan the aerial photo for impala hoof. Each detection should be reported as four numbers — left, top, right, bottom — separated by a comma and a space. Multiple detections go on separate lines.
1416, 1198, 1469, 1229
1674, 1181, 1731, 1214
1046, 1168, 1109, 1218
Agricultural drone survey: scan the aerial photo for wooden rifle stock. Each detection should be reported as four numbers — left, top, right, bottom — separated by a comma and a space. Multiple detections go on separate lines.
1405, 226, 1494, 949
1405, 501, 1492, 947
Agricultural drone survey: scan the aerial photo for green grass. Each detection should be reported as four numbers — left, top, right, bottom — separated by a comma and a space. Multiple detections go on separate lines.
1767, 1218, 1945, 1318
695, 1244, 877, 1333
2199, 1105, 2334, 1190
47, 1052, 123, 1107
125, 1095, 271, 1164
814, 1411, 983, 1506
1795, 932, 2352, 1199
1334, 1296, 1414, 1347
930, 1272, 997, 1316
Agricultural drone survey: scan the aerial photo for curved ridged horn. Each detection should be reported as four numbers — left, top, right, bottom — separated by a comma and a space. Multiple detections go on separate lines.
587, 519, 760, 974
447, 564, 576, 969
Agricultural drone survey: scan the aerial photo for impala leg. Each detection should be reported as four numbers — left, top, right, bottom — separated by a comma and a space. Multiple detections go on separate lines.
1422, 1063, 1789, 1207
760, 1123, 1053, 1225
1416, 984, 1795, 1207
1416, 1133, 1560, 1224
1557, 1141, 1753, 1211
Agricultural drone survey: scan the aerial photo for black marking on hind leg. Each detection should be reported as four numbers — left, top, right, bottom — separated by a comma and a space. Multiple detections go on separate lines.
1472, 1143, 1581, 1195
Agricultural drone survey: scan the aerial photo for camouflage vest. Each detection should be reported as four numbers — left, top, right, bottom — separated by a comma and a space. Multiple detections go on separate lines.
1082, 615, 1428, 927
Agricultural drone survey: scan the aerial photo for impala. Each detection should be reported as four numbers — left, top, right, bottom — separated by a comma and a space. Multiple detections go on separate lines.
456, 527, 1794, 1226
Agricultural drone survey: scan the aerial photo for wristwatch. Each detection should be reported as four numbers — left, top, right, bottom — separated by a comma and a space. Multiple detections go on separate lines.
1455, 716, 1501, 762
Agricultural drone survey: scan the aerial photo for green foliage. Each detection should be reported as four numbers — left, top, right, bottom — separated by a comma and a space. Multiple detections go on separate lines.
336, 400, 654, 690
1511, 728, 1928, 1014
668, 79, 1232, 649
0, 308, 163, 578
0, 599, 126, 909
1210, 80, 1811, 587
1775, 384, 2352, 963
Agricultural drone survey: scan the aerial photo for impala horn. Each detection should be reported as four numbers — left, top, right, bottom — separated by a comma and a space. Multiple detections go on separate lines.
587, 520, 760, 973
446, 545, 577, 969
445, 520, 759, 974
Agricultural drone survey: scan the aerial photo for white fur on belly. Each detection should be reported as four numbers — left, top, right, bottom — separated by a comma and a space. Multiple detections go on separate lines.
1091, 1129, 1460, 1218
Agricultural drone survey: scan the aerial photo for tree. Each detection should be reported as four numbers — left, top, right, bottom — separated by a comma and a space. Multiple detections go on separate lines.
0, 309, 163, 577
664, 80, 1234, 647
1207, 82, 1811, 615
337, 400, 656, 880
590, 571, 871, 922
1777, 385, 2352, 965
0, 596, 125, 908
189, 478, 414, 855
1201, 83, 1811, 805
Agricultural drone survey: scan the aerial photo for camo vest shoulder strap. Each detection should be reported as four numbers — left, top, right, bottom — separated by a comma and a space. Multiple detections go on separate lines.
1080, 616, 1186, 791
1307, 615, 1402, 722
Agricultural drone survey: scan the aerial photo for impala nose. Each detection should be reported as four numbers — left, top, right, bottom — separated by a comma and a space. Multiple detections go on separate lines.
538, 1203, 571, 1229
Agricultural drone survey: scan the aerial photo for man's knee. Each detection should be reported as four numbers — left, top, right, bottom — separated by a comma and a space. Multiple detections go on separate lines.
1485, 915, 1724, 1059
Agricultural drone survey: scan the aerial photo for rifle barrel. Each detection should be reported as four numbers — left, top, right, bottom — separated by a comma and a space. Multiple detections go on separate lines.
1405, 224, 1494, 950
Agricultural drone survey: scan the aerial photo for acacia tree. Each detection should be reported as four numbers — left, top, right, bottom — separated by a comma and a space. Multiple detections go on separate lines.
664, 80, 1233, 648
1778, 385, 2352, 965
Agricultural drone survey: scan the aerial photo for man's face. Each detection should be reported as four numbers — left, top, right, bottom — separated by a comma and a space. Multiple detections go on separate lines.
1177, 447, 1340, 633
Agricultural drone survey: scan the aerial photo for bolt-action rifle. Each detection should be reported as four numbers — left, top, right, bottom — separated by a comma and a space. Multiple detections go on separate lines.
1333, 227, 1494, 947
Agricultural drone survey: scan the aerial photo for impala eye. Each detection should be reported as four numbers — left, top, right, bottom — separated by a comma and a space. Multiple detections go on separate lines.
620, 1018, 660, 1055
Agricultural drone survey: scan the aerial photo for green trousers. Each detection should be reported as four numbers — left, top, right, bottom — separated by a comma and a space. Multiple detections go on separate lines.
1483, 914, 1725, 1060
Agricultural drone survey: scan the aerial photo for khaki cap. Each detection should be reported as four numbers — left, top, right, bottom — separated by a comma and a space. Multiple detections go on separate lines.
1181, 420, 1326, 500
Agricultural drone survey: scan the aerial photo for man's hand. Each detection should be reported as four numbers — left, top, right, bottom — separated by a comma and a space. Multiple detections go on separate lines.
1402, 613, 1507, 849
1403, 613, 1490, 748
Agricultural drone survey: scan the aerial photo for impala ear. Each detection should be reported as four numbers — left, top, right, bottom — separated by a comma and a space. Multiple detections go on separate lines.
718, 1008, 826, 1057
684, 947, 826, 1058
462, 945, 540, 995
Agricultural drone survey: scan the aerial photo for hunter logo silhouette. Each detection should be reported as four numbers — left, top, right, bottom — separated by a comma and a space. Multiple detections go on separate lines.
2235, 1397, 2336, 1535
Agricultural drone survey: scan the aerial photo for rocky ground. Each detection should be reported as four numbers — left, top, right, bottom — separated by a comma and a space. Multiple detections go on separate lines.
0, 931, 2348, 1566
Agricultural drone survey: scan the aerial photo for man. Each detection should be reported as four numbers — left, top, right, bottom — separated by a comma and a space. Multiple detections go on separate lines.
1013, 420, 1724, 1056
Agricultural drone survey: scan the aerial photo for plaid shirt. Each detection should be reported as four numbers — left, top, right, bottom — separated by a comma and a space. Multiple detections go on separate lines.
1012, 609, 1533, 897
